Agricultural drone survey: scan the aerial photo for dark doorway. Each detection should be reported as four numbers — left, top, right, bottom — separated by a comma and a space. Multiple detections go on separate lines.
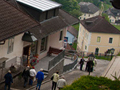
23, 46, 30, 65
95, 48, 99, 55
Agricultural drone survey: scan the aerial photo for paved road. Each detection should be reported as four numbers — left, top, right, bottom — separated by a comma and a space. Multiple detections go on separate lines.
29, 59, 110, 90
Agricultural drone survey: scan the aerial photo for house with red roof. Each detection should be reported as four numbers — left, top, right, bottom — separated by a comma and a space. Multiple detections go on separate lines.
77, 16, 120, 55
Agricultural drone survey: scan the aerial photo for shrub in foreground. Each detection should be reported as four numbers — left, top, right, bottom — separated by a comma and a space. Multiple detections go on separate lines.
62, 76, 120, 90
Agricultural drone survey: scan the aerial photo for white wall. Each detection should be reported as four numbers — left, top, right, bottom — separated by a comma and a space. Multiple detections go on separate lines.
0, 33, 24, 68
79, 11, 100, 20
38, 28, 67, 59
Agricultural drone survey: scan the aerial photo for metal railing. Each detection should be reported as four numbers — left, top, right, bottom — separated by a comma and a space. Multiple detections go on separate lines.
63, 52, 78, 73
48, 50, 65, 70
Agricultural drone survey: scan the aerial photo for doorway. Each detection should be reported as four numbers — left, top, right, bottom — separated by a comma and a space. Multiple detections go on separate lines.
95, 48, 99, 55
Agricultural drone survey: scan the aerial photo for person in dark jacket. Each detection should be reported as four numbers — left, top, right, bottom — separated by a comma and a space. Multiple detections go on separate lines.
36, 68, 44, 90
87, 60, 94, 75
22, 66, 30, 88
79, 57, 85, 71
4, 70, 13, 90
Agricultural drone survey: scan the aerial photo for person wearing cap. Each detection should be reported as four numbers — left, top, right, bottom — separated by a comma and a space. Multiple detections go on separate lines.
51, 71, 59, 90
4, 70, 13, 90
57, 76, 67, 90
36, 68, 44, 90
29, 66, 37, 85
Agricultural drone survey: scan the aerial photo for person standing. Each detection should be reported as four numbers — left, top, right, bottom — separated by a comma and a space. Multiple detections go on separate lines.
4, 70, 13, 90
51, 71, 59, 90
93, 58, 97, 71
57, 76, 67, 90
79, 57, 85, 71
36, 68, 44, 90
29, 66, 37, 85
87, 60, 94, 75
22, 66, 30, 88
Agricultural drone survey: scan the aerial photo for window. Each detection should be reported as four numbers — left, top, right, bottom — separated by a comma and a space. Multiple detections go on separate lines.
109, 38, 113, 43
83, 30, 85, 35
85, 33, 88, 39
45, 11, 48, 19
97, 36, 101, 42
97, 37, 100, 42
53, 9, 56, 16
7, 37, 14, 54
40, 37, 48, 52
59, 31, 63, 41
85, 45, 87, 50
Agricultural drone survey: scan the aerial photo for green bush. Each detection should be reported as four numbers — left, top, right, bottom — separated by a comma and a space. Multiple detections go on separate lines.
73, 23, 79, 31
62, 76, 120, 90
72, 42, 77, 50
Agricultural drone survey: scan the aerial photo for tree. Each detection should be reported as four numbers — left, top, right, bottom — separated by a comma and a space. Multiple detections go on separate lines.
102, 13, 110, 23
53, 0, 82, 18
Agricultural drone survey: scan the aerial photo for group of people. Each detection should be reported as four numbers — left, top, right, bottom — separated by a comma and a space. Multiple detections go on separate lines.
22, 66, 44, 90
4, 66, 44, 90
51, 71, 67, 90
79, 57, 97, 75
4, 66, 67, 90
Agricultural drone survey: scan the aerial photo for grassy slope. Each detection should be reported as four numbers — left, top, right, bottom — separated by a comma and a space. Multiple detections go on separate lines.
72, 23, 79, 31
62, 76, 120, 90
113, 25, 120, 30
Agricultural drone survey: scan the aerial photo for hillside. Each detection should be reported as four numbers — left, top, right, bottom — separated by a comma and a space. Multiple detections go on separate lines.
52, 0, 82, 18
53, 0, 112, 18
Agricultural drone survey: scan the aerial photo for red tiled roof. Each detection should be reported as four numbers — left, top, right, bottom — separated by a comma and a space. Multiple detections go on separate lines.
81, 16, 120, 34
0, 0, 40, 41
67, 26, 78, 38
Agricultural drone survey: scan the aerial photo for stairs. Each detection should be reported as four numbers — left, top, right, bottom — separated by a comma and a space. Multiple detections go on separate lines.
102, 56, 120, 80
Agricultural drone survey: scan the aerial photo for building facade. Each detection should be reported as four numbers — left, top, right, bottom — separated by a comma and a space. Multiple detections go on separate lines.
79, 2, 100, 20
0, 0, 79, 69
77, 16, 120, 55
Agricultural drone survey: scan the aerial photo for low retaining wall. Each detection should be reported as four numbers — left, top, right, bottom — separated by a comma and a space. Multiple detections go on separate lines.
47, 59, 64, 79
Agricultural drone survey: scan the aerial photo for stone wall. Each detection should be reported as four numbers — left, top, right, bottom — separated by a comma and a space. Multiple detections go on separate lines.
47, 59, 64, 79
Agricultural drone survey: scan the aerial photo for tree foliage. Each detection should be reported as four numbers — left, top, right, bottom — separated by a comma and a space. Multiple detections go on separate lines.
102, 13, 110, 23
53, 0, 82, 18
53, 0, 111, 18
77, 0, 111, 7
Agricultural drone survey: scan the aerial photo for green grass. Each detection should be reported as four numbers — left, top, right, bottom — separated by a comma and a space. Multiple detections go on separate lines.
72, 42, 77, 50
95, 55, 112, 61
117, 52, 120, 56
62, 76, 120, 90
113, 25, 120, 30
73, 23, 79, 31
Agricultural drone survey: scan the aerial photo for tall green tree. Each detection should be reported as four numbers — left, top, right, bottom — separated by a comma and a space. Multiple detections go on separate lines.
53, 0, 82, 18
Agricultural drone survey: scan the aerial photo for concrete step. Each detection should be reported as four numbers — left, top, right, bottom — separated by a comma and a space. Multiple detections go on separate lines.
102, 56, 120, 80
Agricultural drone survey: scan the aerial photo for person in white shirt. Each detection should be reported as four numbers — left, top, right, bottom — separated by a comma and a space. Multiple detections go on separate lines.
29, 66, 36, 85
51, 72, 59, 90
57, 75, 67, 90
